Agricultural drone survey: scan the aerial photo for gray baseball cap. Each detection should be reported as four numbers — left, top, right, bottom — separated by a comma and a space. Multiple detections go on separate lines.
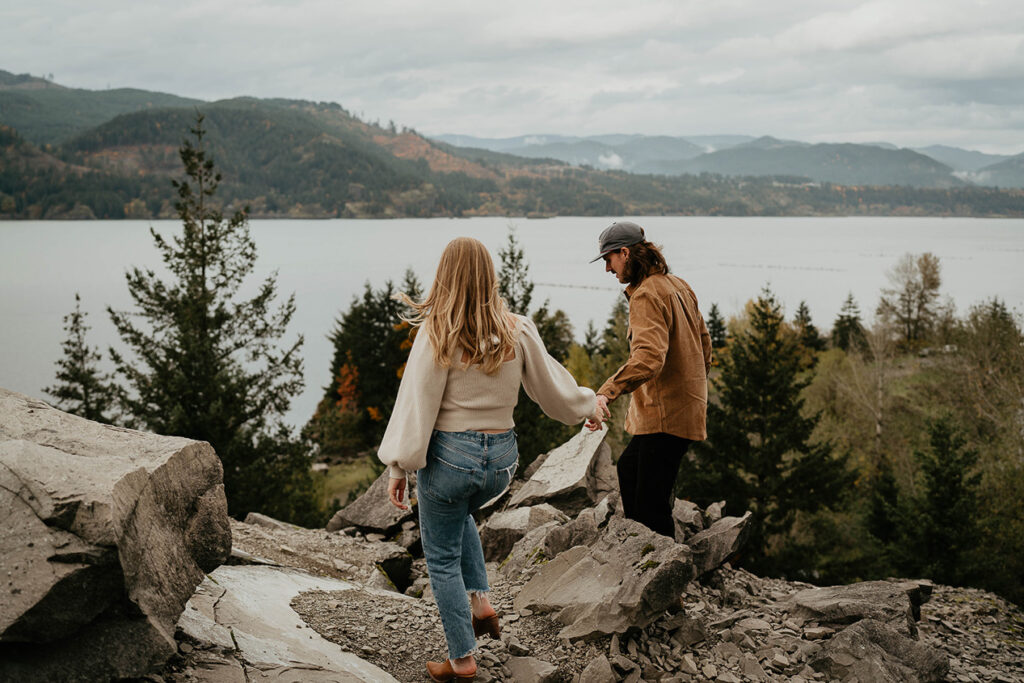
590, 221, 646, 263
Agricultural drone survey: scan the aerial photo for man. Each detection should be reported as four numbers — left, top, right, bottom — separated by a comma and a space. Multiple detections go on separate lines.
586, 221, 712, 538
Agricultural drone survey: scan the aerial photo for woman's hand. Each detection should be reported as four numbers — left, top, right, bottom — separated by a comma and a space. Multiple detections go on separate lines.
388, 477, 409, 510
585, 394, 612, 431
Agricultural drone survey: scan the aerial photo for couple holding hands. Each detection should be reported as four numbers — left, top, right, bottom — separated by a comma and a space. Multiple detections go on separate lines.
377, 221, 712, 681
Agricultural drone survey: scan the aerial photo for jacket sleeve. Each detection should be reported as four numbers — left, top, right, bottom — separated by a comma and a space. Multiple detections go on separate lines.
519, 317, 596, 424
597, 291, 670, 401
700, 311, 712, 376
377, 328, 447, 479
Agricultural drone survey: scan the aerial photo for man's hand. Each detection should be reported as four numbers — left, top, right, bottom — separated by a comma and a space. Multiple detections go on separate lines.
388, 477, 409, 510
585, 394, 612, 431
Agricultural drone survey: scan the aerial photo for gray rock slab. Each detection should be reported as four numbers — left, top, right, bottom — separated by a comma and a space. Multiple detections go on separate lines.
514, 516, 694, 641
809, 618, 949, 682
508, 428, 612, 515
0, 387, 231, 681
479, 503, 569, 562
672, 498, 705, 543
688, 512, 752, 576
505, 655, 559, 682
784, 580, 932, 637
178, 564, 401, 681
579, 653, 616, 683
244, 512, 300, 532
326, 471, 415, 534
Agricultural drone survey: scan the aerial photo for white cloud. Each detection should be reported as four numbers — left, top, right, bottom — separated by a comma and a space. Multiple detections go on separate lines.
598, 152, 625, 168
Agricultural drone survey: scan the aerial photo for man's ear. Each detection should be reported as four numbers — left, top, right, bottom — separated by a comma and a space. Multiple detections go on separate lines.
621, 247, 630, 260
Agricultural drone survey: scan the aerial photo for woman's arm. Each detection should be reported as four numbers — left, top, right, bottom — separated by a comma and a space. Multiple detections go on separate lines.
519, 316, 597, 424
377, 327, 447, 479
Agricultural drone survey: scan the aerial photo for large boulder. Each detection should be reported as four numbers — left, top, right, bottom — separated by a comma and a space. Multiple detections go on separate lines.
0, 388, 231, 681
178, 564, 399, 681
784, 580, 933, 637
479, 503, 569, 562
809, 618, 949, 682
326, 470, 415, 534
514, 516, 694, 641
508, 428, 615, 515
688, 512, 752, 576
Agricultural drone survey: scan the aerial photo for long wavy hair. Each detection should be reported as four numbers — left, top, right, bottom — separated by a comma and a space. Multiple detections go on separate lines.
398, 237, 516, 374
622, 240, 669, 286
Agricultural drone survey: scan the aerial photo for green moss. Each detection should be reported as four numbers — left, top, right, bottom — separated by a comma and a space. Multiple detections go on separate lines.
641, 544, 656, 556
638, 560, 660, 572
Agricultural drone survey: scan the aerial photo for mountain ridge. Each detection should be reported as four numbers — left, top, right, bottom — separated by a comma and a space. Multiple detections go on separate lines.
2, 71, 1023, 219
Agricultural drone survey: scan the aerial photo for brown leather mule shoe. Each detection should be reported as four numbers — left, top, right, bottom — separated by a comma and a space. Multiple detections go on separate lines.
426, 659, 476, 682
472, 612, 500, 639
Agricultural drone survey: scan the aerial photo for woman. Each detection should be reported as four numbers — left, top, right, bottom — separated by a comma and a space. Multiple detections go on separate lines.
378, 237, 599, 682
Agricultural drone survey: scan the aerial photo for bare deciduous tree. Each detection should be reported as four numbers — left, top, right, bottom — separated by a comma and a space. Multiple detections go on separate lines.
877, 252, 942, 348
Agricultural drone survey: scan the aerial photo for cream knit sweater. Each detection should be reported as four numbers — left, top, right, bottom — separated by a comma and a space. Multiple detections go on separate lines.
378, 314, 596, 479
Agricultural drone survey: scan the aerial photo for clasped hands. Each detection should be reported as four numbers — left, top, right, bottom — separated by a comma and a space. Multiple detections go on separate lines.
585, 394, 611, 432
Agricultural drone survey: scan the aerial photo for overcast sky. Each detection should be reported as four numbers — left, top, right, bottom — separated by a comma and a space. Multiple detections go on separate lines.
3, 0, 1023, 154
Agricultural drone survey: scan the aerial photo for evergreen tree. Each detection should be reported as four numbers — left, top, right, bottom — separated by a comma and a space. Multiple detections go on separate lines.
706, 303, 728, 349
311, 269, 422, 459
46, 293, 115, 422
909, 417, 981, 586
831, 292, 865, 351
681, 288, 852, 575
497, 227, 534, 315
107, 114, 320, 525
794, 301, 826, 353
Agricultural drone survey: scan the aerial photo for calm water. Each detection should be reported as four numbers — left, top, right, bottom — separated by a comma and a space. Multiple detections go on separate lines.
2, 216, 1023, 428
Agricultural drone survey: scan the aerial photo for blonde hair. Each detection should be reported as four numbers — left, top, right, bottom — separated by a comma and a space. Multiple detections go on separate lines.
399, 237, 517, 375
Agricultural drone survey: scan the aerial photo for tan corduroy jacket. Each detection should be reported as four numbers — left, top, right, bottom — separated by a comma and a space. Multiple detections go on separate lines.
597, 273, 712, 441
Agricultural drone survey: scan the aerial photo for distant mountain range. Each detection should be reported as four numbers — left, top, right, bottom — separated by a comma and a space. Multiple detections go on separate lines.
432, 133, 1024, 189
1, 69, 1023, 219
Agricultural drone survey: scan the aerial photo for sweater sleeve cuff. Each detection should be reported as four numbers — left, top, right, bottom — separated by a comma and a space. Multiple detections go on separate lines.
388, 465, 407, 479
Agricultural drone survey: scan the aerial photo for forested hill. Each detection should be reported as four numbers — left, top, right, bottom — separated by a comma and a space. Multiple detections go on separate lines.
1, 71, 1024, 219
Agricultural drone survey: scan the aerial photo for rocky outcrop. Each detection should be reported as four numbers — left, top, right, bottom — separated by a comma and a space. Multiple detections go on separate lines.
507, 427, 615, 515
0, 388, 231, 681
13, 406, 1017, 683
514, 516, 695, 641
326, 470, 416, 534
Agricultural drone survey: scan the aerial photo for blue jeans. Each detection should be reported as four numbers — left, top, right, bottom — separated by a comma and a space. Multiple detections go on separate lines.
417, 429, 518, 659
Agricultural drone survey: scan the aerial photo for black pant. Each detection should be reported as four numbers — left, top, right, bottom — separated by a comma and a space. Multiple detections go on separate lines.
617, 433, 691, 538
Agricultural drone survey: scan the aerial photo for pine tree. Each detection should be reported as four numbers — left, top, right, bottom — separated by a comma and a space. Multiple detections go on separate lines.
107, 113, 319, 524
794, 301, 826, 353
311, 269, 422, 459
831, 292, 865, 351
497, 226, 534, 315
706, 303, 727, 349
909, 417, 981, 586
46, 293, 115, 423
681, 288, 852, 575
